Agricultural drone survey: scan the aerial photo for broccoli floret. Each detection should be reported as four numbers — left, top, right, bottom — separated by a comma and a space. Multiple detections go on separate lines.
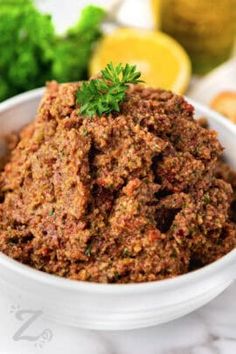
0, 2, 106, 102
0, 0, 55, 101
52, 5, 106, 82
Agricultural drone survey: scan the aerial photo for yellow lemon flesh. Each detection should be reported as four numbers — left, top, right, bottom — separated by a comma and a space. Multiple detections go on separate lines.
90, 28, 191, 94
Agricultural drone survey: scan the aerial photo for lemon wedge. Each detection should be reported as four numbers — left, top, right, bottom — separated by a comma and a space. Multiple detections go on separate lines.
90, 28, 191, 94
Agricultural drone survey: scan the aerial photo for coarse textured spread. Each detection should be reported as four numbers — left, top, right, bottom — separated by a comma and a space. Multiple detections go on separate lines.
0, 82, 235, 283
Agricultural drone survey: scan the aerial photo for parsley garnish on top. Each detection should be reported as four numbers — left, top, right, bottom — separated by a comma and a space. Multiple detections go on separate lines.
76, 62, 143, 117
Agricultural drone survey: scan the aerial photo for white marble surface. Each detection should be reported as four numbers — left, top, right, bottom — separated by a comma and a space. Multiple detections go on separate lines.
0, 282, 235, 354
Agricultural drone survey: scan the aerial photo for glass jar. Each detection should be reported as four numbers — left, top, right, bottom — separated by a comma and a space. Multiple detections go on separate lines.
159, 0, 236, 74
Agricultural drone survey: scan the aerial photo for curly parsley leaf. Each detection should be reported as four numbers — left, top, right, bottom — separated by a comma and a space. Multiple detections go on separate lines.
76, 62, 143, 117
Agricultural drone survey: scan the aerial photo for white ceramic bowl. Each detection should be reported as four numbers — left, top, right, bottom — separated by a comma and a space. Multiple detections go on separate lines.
0, 89, 235, 331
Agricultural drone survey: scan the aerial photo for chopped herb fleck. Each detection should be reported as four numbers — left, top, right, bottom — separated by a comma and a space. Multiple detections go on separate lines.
82, 127, 89, 136
123, 248, 130, 257
203, 193, 211, 204
85, 242, 92, 256
114, 271, 120, 281
49, 209, 55, 216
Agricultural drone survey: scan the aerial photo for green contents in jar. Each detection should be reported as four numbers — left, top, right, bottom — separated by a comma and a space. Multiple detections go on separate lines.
159, 0, 236, 74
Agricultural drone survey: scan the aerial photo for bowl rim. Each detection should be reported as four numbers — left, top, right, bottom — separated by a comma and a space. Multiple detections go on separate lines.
0, 248, 235, 294
0, 88, 235, 294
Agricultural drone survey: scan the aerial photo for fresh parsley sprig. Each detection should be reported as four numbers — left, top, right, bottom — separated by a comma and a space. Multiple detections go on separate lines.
76, 62, 143, 117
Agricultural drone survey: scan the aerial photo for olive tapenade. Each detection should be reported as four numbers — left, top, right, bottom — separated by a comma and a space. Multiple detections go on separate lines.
0, 82, 235, 283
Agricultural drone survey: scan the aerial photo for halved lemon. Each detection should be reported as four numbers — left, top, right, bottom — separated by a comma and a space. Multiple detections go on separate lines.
90, 28, 191, 94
